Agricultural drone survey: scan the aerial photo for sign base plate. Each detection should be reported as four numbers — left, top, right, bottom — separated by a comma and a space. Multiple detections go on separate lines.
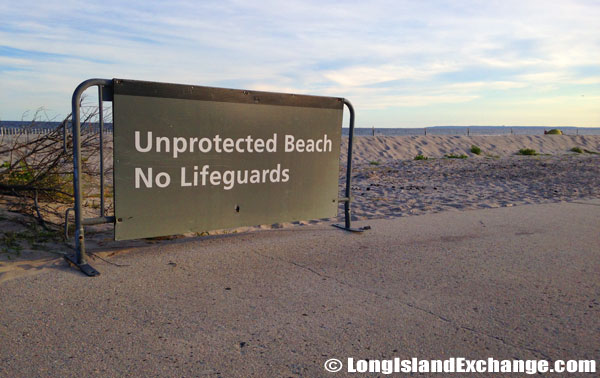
64, 254, 100, 276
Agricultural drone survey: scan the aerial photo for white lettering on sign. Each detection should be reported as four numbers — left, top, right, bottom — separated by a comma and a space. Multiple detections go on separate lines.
179, 164, 290, 191
134, 131, 332, 157
133, 130, 331, 190
134, 131, 280, 158
135, 168, 171, 189
284, 134, 331, 153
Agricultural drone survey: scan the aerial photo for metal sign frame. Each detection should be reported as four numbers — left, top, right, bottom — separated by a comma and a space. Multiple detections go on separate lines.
64, 78, 364, 276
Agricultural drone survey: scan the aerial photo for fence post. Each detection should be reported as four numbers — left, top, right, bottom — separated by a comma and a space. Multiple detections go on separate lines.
98, 85, 105, 217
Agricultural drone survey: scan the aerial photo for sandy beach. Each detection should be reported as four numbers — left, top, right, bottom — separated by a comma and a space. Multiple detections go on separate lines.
347, 153, 600, 219
340, 135, 600, 220
1, 134, 599, 376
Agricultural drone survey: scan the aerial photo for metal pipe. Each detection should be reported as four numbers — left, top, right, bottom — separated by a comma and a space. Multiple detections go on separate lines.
98, 85, 105, 216
342, 99, 355, 229
71, 78, 112, 265
64, 207, 75, 239
62, 115, 70, 153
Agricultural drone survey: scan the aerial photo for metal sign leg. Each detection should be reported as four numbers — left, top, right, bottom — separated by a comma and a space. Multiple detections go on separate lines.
333, 99, 370, 233
64, 79, 112, 276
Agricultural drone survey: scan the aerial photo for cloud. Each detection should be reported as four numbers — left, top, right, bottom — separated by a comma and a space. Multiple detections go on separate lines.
0, 0, 599, 126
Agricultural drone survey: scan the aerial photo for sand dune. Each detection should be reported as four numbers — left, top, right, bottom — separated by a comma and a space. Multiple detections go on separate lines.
341, 135, 600, 162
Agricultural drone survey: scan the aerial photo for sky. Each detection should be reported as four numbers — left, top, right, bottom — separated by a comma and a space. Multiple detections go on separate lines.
0, 0, 599, 127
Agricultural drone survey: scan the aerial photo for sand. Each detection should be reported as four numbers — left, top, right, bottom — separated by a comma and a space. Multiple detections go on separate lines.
346, 154, 600, 219
337, 135, 600, 220
341, 135, 600, 162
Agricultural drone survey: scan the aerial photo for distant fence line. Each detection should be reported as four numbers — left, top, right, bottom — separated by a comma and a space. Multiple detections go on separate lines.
0, 125, 113, 137
343, 127, 600, 136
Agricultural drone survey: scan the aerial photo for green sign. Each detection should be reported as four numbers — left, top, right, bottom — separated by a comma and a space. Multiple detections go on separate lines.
113, 79, 343, 240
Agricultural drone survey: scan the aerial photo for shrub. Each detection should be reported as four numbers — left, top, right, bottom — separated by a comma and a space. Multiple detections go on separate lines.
414, 154, 428, 160
518, 148, 538, 156
570, 147, 583, 153
470, 145, 482, 155
1, 107, 104, 227
545, 129, 562, 135
445, 154, 468, 159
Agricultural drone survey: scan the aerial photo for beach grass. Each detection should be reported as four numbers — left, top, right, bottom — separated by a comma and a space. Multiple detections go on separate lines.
518, 148, 538, 156
470, 145, 482, 155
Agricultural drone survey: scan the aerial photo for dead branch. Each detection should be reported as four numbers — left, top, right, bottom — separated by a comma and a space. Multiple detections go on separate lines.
1, 103, 113, 229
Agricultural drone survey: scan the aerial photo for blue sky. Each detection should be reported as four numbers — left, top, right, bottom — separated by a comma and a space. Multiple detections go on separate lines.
0, 0, 598, 127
